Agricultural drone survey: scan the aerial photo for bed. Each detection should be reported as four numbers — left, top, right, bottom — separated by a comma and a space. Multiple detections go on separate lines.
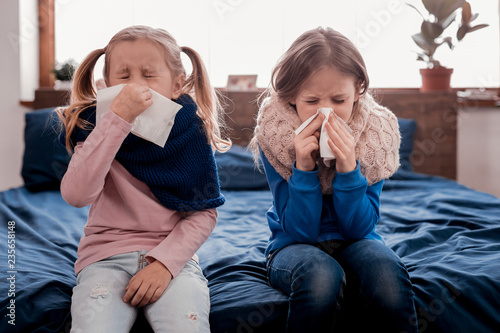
1, 90, 500, 332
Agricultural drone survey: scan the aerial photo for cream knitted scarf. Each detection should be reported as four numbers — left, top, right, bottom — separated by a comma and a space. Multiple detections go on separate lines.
255, 93, 400, 194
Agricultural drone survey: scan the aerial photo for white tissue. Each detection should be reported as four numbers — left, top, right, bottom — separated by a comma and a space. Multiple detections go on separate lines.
294, 108, 352, 167
96, 84, 182, 147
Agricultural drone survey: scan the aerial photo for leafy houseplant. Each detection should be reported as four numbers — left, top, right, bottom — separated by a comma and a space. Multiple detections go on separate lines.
408, 0, 488, 91
52, 59, 77, 90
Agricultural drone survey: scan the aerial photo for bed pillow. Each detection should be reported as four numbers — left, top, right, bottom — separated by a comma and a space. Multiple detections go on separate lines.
21, 108, 70, 192
215, 145, 269, 190
397, 117, 417, 173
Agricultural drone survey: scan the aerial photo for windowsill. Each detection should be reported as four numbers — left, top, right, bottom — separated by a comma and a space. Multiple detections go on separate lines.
25, 86, 500, 110
457, 99, 500, 108
32, 88, 71, 109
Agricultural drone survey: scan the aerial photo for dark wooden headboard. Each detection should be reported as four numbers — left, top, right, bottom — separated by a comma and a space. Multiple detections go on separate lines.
218, 88, 457, 180
33, 87, 457, 179
372, 89, 457, 180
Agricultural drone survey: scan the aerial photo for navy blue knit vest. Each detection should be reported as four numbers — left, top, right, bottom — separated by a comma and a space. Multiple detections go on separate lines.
60, 94, 225, 211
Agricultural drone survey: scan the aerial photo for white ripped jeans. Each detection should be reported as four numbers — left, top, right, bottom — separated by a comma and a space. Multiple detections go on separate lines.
70, 250, 210, 332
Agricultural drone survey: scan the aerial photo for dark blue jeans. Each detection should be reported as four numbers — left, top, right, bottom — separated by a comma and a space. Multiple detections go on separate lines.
266, 239, 418, 332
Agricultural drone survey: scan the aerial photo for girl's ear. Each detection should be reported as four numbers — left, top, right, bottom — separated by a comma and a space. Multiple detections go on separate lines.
97, 78, 107, 90
354, 79, 363, 102
171, 74, 185, 100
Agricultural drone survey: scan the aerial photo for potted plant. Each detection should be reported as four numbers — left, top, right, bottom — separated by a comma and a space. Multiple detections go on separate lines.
408, 0, 488, 92
52, 59, 77, 90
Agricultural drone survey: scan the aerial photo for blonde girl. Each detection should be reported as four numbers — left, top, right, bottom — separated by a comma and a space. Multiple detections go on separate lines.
252, 27, 418, 332
58, 25, 229, 332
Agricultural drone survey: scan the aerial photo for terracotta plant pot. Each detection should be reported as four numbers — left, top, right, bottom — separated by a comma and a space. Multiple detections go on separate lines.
419, 67, 453, 92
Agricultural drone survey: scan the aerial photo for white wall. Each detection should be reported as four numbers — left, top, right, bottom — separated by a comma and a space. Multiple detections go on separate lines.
458, 106, 500, 198
19, 0, 38, 102
0, 1, 27, 190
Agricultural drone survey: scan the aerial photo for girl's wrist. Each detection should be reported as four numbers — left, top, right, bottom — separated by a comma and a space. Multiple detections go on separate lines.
295, 160, 315, 172
335, 159, 357, 174
111, 107, 136, 124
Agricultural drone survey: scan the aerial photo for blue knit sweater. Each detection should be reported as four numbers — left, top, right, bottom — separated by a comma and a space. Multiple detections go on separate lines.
60, 94, 225, 211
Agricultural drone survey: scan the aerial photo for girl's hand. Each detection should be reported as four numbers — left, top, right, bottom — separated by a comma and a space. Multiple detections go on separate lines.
123, 260, 172, 308
325, 113, 356, 173
294, 112, 325, 171
110, 83, 153, 123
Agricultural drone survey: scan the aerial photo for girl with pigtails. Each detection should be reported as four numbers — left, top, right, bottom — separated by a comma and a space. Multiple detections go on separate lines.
58, 25, 229, 332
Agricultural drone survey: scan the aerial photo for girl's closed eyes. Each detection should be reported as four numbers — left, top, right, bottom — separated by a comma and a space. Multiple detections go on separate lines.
305, 98, 346, 105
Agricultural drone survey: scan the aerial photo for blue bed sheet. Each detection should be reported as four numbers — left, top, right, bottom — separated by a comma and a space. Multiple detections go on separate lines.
380, 172, 500, 333
0, 188, 88, 332
198, 171, 500, 333
198, 190, 288, 332
1, 171, 500, 332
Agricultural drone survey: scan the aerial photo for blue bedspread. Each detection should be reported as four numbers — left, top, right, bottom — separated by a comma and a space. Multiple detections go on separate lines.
380, 172, 500, 333
0, 188, 88, 332
198, 171, 500, 333
1, 171, 500, 332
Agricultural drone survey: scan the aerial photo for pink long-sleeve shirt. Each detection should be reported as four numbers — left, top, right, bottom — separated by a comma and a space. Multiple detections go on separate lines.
61, 110, 217, 277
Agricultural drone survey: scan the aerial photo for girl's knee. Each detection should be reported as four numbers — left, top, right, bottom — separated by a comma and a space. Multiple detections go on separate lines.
362, 260, 412, 311
292, 256, 345, 304
71, 283, 137, 332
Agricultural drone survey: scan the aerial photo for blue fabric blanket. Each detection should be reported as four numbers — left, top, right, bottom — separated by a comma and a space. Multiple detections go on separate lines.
1, 169, 500, 332
197, 170, 500, 333
0, 188, 88, 332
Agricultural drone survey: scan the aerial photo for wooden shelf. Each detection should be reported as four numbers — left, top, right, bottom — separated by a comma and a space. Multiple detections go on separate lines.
33, 88, 71, 109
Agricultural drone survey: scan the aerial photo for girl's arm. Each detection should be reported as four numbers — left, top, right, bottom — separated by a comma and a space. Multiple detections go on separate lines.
61, 83, 158, 207
331, 163, 383, 240
261, 152, 323, 243
60, 110, 132, 207
145, 208, 217, 277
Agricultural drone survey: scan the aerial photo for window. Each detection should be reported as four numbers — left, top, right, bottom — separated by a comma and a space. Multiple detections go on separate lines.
20, 0, 499, 100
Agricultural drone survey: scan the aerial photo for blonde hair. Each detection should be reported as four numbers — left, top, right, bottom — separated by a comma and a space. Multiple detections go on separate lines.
251, 27, 369, 157
58, 25, 230, 153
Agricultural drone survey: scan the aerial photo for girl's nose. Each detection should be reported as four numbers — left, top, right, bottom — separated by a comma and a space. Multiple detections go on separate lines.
129, 75, 148, 87
319, 104, 334, 111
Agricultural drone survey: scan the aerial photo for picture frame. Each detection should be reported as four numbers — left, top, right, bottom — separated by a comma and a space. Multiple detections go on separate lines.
226, 74, 258, 91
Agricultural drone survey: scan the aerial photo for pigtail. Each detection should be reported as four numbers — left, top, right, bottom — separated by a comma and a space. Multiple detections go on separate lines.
57, 48, 105, 153
181, 46, 231, 153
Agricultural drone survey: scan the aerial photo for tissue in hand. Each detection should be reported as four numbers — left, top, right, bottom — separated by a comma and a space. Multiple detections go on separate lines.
294, 108, 352, 166
96, 84, 182, 147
